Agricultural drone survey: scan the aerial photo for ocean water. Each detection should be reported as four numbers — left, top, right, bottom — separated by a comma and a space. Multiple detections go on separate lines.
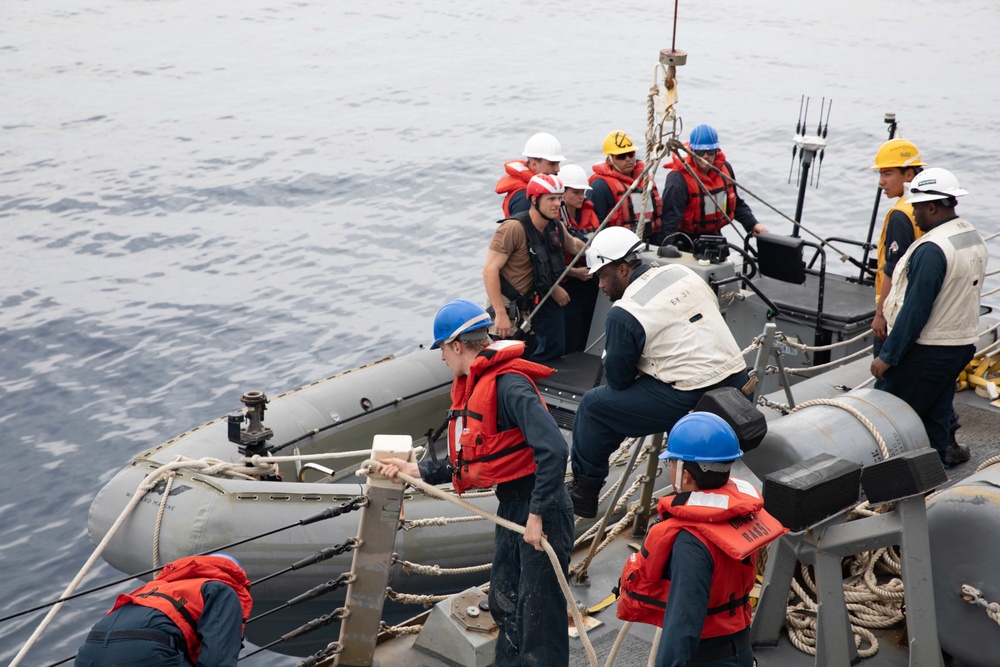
3, 0, 1000, 662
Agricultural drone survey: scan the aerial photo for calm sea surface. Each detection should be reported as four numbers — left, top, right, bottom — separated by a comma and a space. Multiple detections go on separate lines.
3, 0, 1000, 662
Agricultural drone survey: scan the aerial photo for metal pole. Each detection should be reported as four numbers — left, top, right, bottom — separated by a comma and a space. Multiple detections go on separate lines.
791, 149, 814, 237
631, 432, 665, 538
335, 435, 410, 667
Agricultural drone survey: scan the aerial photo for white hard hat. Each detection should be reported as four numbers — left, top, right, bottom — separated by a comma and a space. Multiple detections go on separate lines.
586, 227, 643, 274
559, 164, 591, 192
905, 167, 968, 204
522, 132, 565, 162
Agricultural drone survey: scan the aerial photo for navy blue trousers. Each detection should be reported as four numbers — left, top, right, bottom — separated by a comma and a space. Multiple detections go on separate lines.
875, 343, 974, 461
490, 485, 574, 667
571, 371, 749, 483
529, 297, 566, 362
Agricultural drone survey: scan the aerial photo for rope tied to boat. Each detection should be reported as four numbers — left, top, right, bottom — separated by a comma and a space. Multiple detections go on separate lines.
960, 585, 1000, 626
789, 398, 890, 461
358, 461, 601, 667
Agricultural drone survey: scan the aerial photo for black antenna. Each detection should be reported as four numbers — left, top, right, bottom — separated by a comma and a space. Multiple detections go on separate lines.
788, 95, 804, 184
815, 100, 833, 186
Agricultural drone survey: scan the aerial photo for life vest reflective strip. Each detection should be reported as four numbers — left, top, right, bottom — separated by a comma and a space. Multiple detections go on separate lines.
496, 161, 534, 217
616, 479, 787, 631
667, 151, 738, 236
447, 340, 553, 494
875, 197, 921, 302
589, 162, 663, 233
110, 556, 253, 663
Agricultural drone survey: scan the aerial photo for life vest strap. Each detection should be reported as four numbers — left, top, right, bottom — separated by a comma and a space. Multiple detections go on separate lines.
447, 408, 484, 422
136, 589, 199, 631
707, 591, 750, 617
462, 440, 530, 465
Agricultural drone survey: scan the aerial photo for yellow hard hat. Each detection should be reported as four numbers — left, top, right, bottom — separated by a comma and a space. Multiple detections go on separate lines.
870, 139, 926, 170
603, 131, 636, 156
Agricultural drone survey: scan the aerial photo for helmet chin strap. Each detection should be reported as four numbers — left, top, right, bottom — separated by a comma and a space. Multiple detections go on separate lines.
532, 198, 557, 222
673, 460, 684, 492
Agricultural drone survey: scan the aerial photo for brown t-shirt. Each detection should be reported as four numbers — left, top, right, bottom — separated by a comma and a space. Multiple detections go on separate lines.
488, 218, 576, 295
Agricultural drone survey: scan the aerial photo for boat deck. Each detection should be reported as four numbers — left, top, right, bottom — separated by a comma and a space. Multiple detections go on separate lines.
364, 388, 1000, 667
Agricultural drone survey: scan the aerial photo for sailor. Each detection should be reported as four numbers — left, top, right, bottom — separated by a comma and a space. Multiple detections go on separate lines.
869, 138, 926, 358
616, 413, 786, 667
495, 132, 565, 216
589, 130, 664, 244
74, 553, 253, 667
558, 164, 600, 354
660, 124, 766, 250
871, 168, 987, 466
485, 173, 586, 362
379, 299, 574, 667
567, 227, 750, 518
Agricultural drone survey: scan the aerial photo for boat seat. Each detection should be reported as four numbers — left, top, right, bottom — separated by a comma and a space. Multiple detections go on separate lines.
536, 352, 606, 397
755, 273, 876, 329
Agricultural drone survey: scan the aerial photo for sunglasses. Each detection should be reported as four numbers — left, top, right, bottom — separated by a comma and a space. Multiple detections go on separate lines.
613, 151, 636, 160
693, 149, 718, 158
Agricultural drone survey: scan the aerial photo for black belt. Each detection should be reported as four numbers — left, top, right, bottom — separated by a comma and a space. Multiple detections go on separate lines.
86, 629, 177, 649
691, 630, 751, 663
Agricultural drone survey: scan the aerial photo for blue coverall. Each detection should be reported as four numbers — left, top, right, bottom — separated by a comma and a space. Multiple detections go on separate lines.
420, 373, 574, 667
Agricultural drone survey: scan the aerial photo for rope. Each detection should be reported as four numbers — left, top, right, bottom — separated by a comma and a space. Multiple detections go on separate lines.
386, 588, 459, 607
401, 515, 485, 530
568, 507, 639, 577
9, 457, 213, 666
960, 585, 1000, 626
977, 455, 1000, 472
779, 329, 871, 352
152, 471, 176, 569
379, 621, 424, 636
360, 463, 599, 667
392, 556, 492, 576
784, 345, 874, 375
789, 398, 889, 459
982, 285, 1000, 298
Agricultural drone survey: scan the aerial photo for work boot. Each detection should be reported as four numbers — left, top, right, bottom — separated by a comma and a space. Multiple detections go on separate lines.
944, 432, 971, 466
567, 477, 602, 519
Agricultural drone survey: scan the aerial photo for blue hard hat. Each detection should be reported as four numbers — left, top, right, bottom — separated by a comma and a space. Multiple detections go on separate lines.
659, 412, 743, 463
210, 552, 244, 571
689, 124, 721, 151
431, 299, 493, 350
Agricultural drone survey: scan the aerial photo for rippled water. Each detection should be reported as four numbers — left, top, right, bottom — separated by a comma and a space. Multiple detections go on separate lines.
3, 0, 1000, 662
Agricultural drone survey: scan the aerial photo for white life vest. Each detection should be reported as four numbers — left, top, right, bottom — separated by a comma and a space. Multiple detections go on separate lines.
614, 265, 745, 389
884, 217, 987, 346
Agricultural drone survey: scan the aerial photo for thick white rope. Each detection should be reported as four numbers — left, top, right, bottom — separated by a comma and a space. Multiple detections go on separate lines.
789, 398, 889, 460
360, 463, 599, 667
9, 457, 211, 666
392, 556, 492, 577
402, 515, 485, 530
780, 329, 871, 352
152, 472, 176, 569
784, 345, 874, 375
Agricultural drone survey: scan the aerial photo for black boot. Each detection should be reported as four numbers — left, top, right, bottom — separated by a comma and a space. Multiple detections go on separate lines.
567, 477, 602, 519
945, 431, 970, 466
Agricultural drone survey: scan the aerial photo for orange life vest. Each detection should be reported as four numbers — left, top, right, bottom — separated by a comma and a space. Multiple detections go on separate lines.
666, 150, 738, 236
496, 160, 535, 217
616, 479, 786, 632
110, 556, 253, 663
590, 161, 663, 233
567, 200, 601, 232
447, 340, 553, 494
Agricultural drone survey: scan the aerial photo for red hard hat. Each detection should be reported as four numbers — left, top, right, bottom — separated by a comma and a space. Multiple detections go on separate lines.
525, 174, 565, 200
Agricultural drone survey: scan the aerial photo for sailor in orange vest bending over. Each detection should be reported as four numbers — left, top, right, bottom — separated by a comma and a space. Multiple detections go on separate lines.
75, 553, 253, 667
616, 413, 786, 667
379, 299, 574, 667
495, 132, 565, 216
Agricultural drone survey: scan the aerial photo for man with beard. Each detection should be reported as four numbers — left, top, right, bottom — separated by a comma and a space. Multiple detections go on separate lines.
566, 227, 750, 518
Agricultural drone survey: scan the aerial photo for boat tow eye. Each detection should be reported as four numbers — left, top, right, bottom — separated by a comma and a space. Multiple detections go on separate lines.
228, 390, 275, 457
